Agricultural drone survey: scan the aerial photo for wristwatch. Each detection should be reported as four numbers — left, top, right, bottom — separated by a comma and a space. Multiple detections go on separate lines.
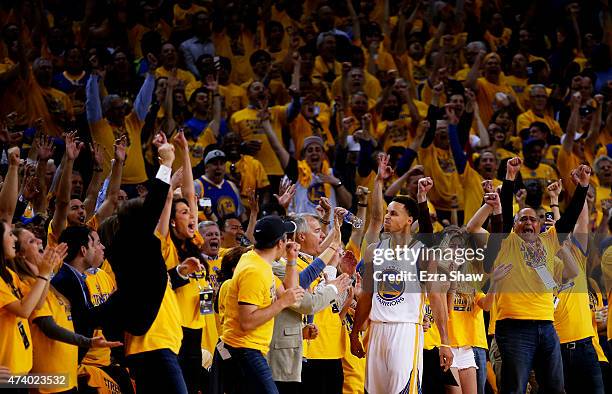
333, 181, 342, 188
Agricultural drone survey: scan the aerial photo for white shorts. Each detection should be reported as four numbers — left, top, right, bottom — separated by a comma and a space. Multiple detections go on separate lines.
366, 322, 423, 394
451, 346, 477, 370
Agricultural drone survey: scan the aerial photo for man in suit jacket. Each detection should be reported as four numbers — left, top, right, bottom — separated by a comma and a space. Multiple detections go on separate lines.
269, 261, 350, 391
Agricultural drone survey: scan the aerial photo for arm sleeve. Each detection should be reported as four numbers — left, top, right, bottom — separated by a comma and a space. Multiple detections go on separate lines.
286, 98, 302, 123
168, 267, 190, 289
357, 139, 375, 178
501, 179, 515, 234
86, 74, 103, 124
285, 157, 299, 183
483, 213, 504, 273
457, 112, 473, 148
291, 286, 336, 315
395, 148, 418, 176
415, 201, 434, 246
134, 73, 156, 122
555, 184, 588, 241
422, 105, 441, 148
33, 316, 93, 347
299, 258, 326, 289
448, 123, 467, 174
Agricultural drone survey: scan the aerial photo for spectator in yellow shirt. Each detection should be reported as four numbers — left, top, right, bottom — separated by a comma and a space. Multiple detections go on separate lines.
517, 85, 563, 137
155, 43, 196, 89
213, 215, 304, 393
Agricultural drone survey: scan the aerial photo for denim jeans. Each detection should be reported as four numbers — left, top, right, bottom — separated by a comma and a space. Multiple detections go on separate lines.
473, 347, 487, 394
560, 337, 604, 394
126, 348, 188, 394
495, 319, 564, 394
212, 343, 279, 394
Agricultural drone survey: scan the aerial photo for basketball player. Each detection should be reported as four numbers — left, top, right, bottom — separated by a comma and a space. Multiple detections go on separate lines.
350, 154, 453, 394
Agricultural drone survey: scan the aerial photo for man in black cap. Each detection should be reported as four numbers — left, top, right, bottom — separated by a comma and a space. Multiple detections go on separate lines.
213, 215, 305, 394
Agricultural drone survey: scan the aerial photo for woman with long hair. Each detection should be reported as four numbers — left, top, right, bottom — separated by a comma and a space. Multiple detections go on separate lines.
156, 130, 217, 394
0, 221, 60, 389
12, 227, 119, 394
438, 226, 511, 394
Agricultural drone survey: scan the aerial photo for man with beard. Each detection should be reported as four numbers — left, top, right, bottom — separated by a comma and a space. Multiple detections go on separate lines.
48, 133, 125, 247
194, 149, 244, 220
517, 85, 563, 137
221, 132, 270, 210
485, 158, 590, 393
229, 80, 301, 184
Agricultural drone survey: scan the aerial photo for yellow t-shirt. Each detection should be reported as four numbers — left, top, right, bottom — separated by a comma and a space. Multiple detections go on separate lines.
304, 268, 345, 360
493, 227, 562, 321
312, 56, 341, 89
475, 77, 517, 127
330, 71, 383, 102
375, 119, 413, 152
221, 250, 281, 354
82, 269, 116, 368
217, 279, 231, 337
157, 230, 219, 354
517, 110, 563, 137
226, 155, 270, 210
47, 215, 99, 248
448, 291, 488, 348
0, 269, 33, 374
520, 163, 558, 195
230, 105, 288, 176
423, 297, 441, 350
601, 247, 612, 340
553, 243, 593, 343
124, 279, 183, 356
30, 287, 78, 393
483, 28, 512, 53
213, 31, 255, 85
155, 67, 196, 90
504, 75, 529, 110
290, 103, 335, 157
556, 149, 585, 201
90, 112, 146, 184
587, 278, 609, 362
419, 144, 464, 210
462, 164, 502, 220
173, 3, 208, 29
219, 83, 248, 114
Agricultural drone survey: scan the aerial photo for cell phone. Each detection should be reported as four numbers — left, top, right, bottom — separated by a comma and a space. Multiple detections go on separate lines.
199, 197, 212, 208
545, 212, 554, 221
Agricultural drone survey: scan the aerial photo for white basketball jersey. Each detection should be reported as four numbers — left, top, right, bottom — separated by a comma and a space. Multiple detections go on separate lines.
369, 237, 425, 324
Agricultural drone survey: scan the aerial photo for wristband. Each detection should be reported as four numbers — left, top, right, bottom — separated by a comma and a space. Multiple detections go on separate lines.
358, 203, 367, 207
550, 204, 559, 208
37, 275, 49, 282
439, 344, 451, 348
320, 219, 330, 225
286, 260, 297, 267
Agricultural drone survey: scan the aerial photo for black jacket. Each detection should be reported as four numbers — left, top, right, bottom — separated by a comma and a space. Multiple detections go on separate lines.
108, 177, 170, 336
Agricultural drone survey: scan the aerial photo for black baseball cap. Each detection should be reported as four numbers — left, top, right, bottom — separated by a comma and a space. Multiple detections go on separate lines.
254, 215, 297, 249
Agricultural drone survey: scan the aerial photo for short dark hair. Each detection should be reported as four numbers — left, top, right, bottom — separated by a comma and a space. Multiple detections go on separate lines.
218, 214, 241, 231
529, 121, 550, 135
59, 226, 94, 263
391, 195, 419, 218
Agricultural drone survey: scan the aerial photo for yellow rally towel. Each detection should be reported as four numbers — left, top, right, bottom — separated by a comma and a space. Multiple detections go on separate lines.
297, 159, 332, 198
78, 364, 123, 394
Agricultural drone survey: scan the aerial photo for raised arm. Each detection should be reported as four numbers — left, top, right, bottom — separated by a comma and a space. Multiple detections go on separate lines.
134, 72, 156, 122
95, 137, 126, 222
482, 192, 504, 273
563, 92, 581, 153
83, 143, 106, 220
363, 154, 390, 247
464, 50, 485, 91
349, 244, 375, 358
501, 157, 522, 233
415, 177, 434, 239
261, 115, 290, 169
346, 0, 360, 41
447, 108, 467, 174
85, 73, 103, 124
0, 147, 20, 222
32, 136, 54, 215
204, 75, 222, 139
555, 165, 590, 238
51, 133, 82, 240
584, 94, 604, 151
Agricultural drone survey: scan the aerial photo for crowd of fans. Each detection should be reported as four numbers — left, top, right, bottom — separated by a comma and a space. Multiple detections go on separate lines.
0, 0, 611, 393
